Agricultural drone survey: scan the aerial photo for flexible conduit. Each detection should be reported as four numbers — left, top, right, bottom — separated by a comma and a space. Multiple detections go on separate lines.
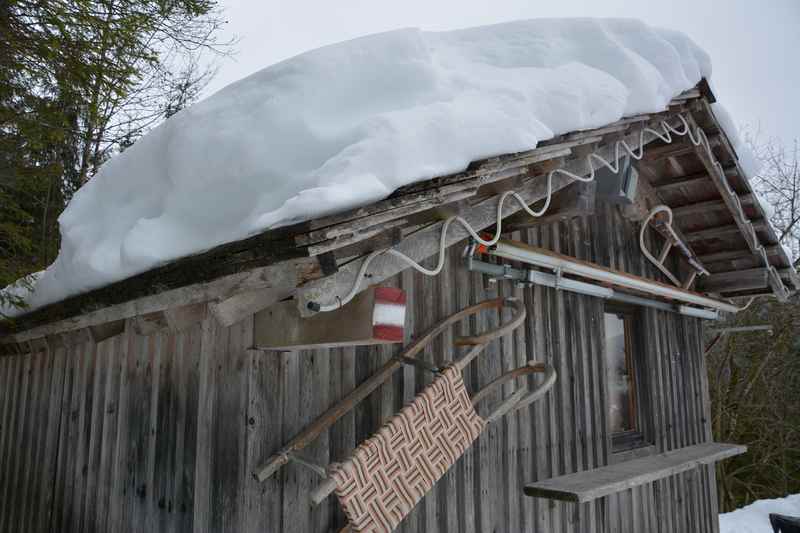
310, 114, 784, 313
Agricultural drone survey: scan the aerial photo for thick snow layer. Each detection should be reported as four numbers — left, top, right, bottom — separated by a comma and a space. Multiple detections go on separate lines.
754, 191, 776, 220
720, 494, 800, 533
711, 102, 761, 179
3, 18, 713, 316
782, 243, 795, 262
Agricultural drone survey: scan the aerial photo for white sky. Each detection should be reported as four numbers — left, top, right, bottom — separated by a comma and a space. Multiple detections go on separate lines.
206, 0, 800, 144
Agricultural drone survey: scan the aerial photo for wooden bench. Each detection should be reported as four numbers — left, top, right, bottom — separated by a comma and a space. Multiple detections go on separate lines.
524, 442, 746, 503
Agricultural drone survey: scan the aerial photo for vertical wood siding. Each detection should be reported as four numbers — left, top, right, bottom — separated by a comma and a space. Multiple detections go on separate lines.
0, 204, 719, 533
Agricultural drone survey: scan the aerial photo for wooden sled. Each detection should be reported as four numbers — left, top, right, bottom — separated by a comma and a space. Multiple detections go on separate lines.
255, 297, 556, 533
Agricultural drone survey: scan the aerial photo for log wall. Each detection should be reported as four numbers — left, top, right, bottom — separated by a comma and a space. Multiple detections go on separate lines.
0, 204, 719, 533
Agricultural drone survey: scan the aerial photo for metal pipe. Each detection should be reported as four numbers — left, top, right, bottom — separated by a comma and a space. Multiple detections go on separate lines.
489, 239, 739, 314
466, 254, 720, 320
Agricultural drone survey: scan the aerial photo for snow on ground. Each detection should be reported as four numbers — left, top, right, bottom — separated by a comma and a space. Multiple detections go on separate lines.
3, 18, 717, 316
720, 494, 800, 533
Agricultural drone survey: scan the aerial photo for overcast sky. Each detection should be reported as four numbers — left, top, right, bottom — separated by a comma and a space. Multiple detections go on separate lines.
206, 0, 799, 144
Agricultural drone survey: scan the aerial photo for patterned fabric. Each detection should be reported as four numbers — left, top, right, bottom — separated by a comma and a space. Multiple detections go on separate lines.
329, 366, 485, 533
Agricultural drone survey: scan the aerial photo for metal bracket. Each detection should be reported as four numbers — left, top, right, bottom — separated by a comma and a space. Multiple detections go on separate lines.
394, 355, 440, 374
553, 267, 563, 291
286, 452, 328, 478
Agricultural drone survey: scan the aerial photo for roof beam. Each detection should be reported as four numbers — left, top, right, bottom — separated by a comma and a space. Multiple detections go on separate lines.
642, 134, 721, 161
698, 268, 769, 293
672, 194, 755, 218
686, 111, 790, 301
685, 221, 768, 243
654, 171, 709, 192
699, 245, 782, 264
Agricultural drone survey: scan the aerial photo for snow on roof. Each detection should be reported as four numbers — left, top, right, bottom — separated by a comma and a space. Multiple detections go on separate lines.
4, 18, 714, 316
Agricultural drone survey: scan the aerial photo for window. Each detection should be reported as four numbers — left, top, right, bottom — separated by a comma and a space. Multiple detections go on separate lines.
604, 304, 650, 453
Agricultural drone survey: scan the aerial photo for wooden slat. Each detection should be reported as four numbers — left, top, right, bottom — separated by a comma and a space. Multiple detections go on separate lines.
671, 195, 754, 218
698, 245, 782, 264
96, 334, 123, 532
192, 317, 219, 531
524, 442, 745, 503
6, 348, 33, 531
0, 356, 22, 526
698, 268, 769, 293
81, 338, 108, 532
654, 172, 710, 193
684, 221, 768, 243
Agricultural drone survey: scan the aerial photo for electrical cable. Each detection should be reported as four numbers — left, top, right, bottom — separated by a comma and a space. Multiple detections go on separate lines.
309, 114, 789, 312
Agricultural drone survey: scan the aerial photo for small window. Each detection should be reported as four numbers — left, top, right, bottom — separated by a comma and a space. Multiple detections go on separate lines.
604, 305, 650, 453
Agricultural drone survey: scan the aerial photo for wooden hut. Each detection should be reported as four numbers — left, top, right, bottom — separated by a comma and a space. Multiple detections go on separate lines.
0, 82, 796, 533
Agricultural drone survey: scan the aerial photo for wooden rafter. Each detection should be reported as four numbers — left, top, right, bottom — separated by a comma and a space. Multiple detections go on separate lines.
685, 112, 790, 301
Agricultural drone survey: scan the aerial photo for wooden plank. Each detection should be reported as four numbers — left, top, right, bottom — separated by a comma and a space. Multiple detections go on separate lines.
151, 331, 177, 531
3, 257, 322, 345
310, 348, 332, 532
193, 317, 219, 532
96, 334, 123, 532
684, 221, 768, 243
654, 172, 710, 193
280, 347, 308, 532
244, 337, 286, 532
81, 337, 109, 532
143, 332, 166, 533
177, 323, 202, 533
504, 180, 596, 231
0, 355, 22, 526
671, 195, 754, 218
642, 140, 702, 161
697, 268, 769, 293
697, 245, 782, 264
125, 332, 154, 532
329, 346, 355, 531
524, 442, 745, 503
74, 341, 99, 532
20, 348, 48, 532
539, 225, 562, 531
49, 342, 77, 531
210, 319, 245, 532
6, 347, 34, 531
419, 255, 439, 532
210, 289, 289, 328
472, 255, 500, 533
452, 255, 477, 533
107, 325, 134, 532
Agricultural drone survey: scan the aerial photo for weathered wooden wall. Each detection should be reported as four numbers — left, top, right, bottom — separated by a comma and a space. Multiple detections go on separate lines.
0, 204, 719, 533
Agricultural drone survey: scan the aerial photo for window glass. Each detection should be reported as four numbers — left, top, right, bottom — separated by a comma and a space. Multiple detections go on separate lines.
605, 312, 636, 434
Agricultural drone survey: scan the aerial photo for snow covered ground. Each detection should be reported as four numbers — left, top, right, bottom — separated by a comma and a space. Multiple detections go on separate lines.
720, 494, 800, 533
3, 18, 721, 315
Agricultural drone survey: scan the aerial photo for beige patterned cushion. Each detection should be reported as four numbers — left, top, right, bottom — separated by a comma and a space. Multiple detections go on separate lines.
329, 366, 485, 532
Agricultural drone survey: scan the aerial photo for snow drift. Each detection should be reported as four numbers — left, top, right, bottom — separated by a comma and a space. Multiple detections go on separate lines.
5, 18, 715, 315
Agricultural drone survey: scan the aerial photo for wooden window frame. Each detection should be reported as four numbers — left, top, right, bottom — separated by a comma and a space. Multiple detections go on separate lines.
603, 303, 653, 455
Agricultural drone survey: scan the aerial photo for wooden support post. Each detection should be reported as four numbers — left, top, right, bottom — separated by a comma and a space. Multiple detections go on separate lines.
210, 288, 291, 328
